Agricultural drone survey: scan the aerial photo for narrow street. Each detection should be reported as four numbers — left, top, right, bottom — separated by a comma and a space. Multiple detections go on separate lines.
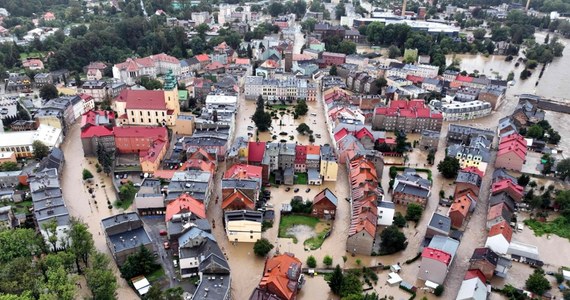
60, 123, 139, 299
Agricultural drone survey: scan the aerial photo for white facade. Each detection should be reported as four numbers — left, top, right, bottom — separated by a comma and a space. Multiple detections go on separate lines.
440, 101, 492, 121
377, 202, 395, 226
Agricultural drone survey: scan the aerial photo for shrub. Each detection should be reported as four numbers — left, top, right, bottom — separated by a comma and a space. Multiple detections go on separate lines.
82, 169, 94, 180
253, 238, 274, 257
307, 255, 317, 268
434, 285, 444, 296
323, 255, 333, 267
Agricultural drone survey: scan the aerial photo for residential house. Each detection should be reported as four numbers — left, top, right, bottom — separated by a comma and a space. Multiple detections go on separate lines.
426, 213, 451, 239
224, 210, 263, 243
485, 220, 512, 255
322, 52, 347, 66
486, 203, 513, 230
495, 133, 527, 172
455, 168, 483, 196
447, 136, 491, 173
101, 212, 153, 265
306, 145, 321, 170
506, 241, 542, 266
34, 73, 53, 87
497, 117, 518, 139
81, 80, 108, 103
489, 192, 516, 212
38, 148, 65, 175
392, 169, 431, 207
134, 178, 165, 215
312, 188, 338, 219
320, 145, 338, 182
418, 235, 460, 285
222, 165, 262, 211
249, 253, 303, 300
372, 99, 443, 133
437, 100, 492, 121
469, 247, 499, 280
36, 96, 83, 132
491, 179, 523, 202
177, 228, 222, 277
447, 124, 494, 145
0, 206, 18, 229
478, 87, 505, 110
377, 201, 395, 226
243, 76, 317, 102
456, 269, 489, 300
449, 192, 476, 228
294, 145, 307, 173
511, 100, 545, 128
85, 61, 107, 80
419, 130, 440, 150
248, 142, 269, 183
79, 93, 95, 112
22, 58, 44, 70
166, 193, 207, 222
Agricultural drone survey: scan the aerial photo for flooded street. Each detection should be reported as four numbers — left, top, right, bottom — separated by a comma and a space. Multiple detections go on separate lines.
60, 123, 139, 299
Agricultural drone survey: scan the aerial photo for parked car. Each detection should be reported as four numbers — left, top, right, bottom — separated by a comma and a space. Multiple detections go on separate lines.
305, 188, 311, 193
173, 260, 178, 268
294, 188, 299, 193
285, 187, 291, 192
159, 230, 167, 236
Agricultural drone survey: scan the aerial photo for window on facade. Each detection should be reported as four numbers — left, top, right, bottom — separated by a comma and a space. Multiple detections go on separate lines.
162, 112, 165, 116
140, 118, 143, 123
139, 111, 142, 116
132, 118, 135, 122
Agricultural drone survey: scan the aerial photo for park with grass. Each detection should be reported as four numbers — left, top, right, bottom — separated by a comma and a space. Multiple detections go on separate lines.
278, 215, 332, 250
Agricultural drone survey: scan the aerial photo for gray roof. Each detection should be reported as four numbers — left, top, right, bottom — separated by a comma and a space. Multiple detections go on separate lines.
224, 210, 263, 223
489, 192, 515, 212
428, 213, 451, 234
320, 144, 335, 161
428, 235, 459, 259
447, 144, 491, 163
421, 130, 440, 138
394, 182, 430, 198
108, 227, 152, 254
168, 217, 211, 237
221, 179, 258, 190
456, 170, 482, 186
101, 212, 142, 229
378, 201, 395, 209
193, 266, 231, 299
307, 168, 320, 180
315, 188, 338, 206
492, 168, 517, 183
447, 124, 494, 140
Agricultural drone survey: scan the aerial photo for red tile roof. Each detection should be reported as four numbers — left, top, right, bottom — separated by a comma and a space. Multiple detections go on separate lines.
334, 128, 349, 142
450, 195, 472, 218
140, 138, 167, 163
165, 193, 206, 221
422, 247, 452, 265
222, 190, 255, 210
488, 220, 513, 242
205, 61, 225, 71
195, 54, 210, 62
406, 75, 424, 84
80, 125, 114, 139
497, 133, 527, 161
116, 89, 167, 110
234, 58, 250, 65
224, 163, 263, 180
306, 145, 320, 155
248, 142, 266, 164
456, 75, 473, 82
491, 179, 524, 201
487, 203, 510, 220
81, 110, 114, 128
114, 126, 167, 139
258, 253, 302, 300
354, 127, 374, 140
462, 166, 484, 178
464, 269, 487, 283
294, 145, 307, 164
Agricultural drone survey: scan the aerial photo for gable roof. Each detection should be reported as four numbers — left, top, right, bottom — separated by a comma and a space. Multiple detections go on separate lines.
313, 188, 338, 207
166, 193, 206, 221
449, 195, 471, 218
257, 253, 302, 300
488, 220, 513, 242
116, 89, 167, 110
248, 142, 266, 164
224, 164, 263, 180
491, 179, 524, 201
422, 247, 452, 265
222, 190, 255, 210
470, 247, 499, 267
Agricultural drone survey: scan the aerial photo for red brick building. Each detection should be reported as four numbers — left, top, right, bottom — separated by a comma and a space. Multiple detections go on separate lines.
114, 126, 168, 154
312, 188, 338, 219
322, 52, 346, 66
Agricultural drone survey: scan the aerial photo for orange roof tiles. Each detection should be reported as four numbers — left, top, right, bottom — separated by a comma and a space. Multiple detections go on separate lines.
449, 195, 471, 218
165, 193, 206, 221
224, 164, 262, 180
488, 220, 513, 242
258, 254, 302, 300
222, 190, 254, 210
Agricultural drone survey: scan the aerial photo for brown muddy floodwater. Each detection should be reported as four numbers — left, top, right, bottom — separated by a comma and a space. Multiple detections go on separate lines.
60, 123, 139, 299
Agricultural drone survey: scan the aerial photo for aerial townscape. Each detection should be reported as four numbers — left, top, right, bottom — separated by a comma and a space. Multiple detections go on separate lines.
2, 0, 570, 300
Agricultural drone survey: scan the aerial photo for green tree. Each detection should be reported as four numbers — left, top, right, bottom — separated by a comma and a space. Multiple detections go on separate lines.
520, 69, 532, 80
525, 269, 550, 295
32, 140, 50, 160
301, 18, 317, 32
527, 124, 544, 139
406, 203, 423, 223
307, 255, 317, 268
68, 220, 94, 273
43, 218, 59, 251
97, 143, 113, 175
434, 284, 444, 296
119, 182, 137, 205
82, 169, 94, 180
374, 78, 387, 92
395, 130, 408, 154
556, 158, 570, 180
295, 100, 308, 116
427, 149, 435, 165
335, 2, 346, 20
164, 287, 184, 300
0, 162, 19, 172
329, 65, 338, 76
518, 174, 531, 187
323, 255, 333, 267
143, 286, 163, 300
120, 246, 159, 279
393, 212, 407, 227
328, 265, 343, 295
40, 84, 59, 100
473, 28, 486, 40
86, 252, 117, 300
555, 190, 570, 218
42, 265, 76, 300
253, 238, 274, 257
340, 273, 362, 298
252, 95, 272, 132
379, 225, 408, 255
388, 45, 401, 58
0, 228, 44, 263
268, 2, 285, 17
139, 77, 163, 90
437, 157, 460, 179
296, 123, 311, 135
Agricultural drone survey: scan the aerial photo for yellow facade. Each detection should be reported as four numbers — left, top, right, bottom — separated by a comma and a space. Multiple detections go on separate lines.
175, 114, 195, 136
320, 160, 338, 182
225, 220, 262, 243
126, 109, 171, 126
140, 143, 168, 174
36, 116, 62, 130
455, 154, 487, 173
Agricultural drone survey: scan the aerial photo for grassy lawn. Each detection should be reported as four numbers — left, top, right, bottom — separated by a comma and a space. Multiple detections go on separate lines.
146, 267, 165, 283
278, 215, 320, 243
304, 227, 331, 250
295, 173, 308, 184
525, 217, 570, 240
19, 52, 44, 60
0, 200, 32, 214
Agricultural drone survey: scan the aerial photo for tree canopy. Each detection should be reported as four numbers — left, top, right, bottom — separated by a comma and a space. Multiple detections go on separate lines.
379, 225, 408, 255
32, 141, 50, 160
253, 238, 274, 257
252, 95, 272, 132
40, 84, 59, 100
525, 269, 551, 295
438, 157, 460, 179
